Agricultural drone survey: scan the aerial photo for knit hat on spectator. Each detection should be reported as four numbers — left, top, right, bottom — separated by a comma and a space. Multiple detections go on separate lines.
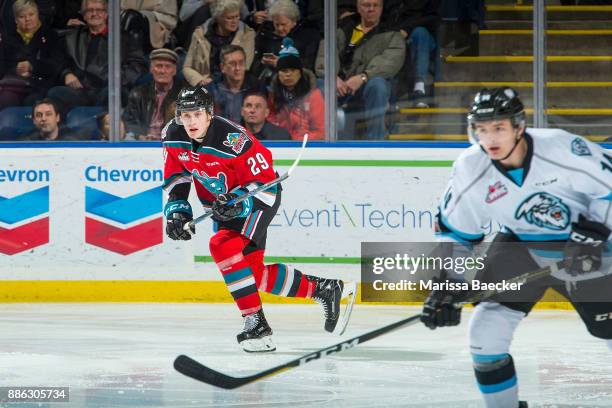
276, 38, 302, 71
150, 48, 178, 64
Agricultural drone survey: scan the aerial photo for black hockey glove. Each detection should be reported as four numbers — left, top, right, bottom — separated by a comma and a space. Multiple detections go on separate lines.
420, 278, 467, 330
212, 192, 252, 222
564, 214, 610, 275
164, 200, 194, 240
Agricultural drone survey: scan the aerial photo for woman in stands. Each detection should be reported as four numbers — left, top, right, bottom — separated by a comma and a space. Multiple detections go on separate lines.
250, 0, 320, 83
182, 0, 255, 87
268, 38, 324, 141
0, 0, 62, 109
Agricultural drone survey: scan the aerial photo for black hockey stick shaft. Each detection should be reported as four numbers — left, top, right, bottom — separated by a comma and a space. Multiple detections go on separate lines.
185, 134, 308, 230
174, 260, 562, 389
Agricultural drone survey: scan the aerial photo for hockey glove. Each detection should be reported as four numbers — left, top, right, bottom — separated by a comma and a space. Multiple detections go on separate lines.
211, 191, 252, 222
420, 278, 467, 330
164, 200, 194, 240
564, 214, 610, 275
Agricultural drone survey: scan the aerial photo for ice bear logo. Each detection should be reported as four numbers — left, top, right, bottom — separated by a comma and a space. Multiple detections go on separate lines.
571, 137, 591, 156
515, 192, 570, 231
192, 169, 227, 196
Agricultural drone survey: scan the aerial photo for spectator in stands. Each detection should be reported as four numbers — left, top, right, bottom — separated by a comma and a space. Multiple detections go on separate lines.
243, 0, 267, 30
316, 0, 405, 140
123, 48, 186, 141
121, 0, 178, 52
183, 0, 255, 86
383, 0, 440, 108
176, 0, 252, 49
205, 44, 266, 123
251, 0, 320, 83
19, 98, 81, 140
97, 112, 126, 140
268, 38, 324, 140
47, 0, 146, 118
241, 90, 291, 140
0, 0, 62, 109
52, 0, 84, 28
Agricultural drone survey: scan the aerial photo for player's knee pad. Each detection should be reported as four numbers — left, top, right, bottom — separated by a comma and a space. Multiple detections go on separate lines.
470, 302, 525, 355
472, 353, 517, 395
209, 229, 248, 269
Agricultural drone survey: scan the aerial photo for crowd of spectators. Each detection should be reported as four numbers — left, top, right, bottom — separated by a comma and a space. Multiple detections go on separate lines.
0, 0, 495, 141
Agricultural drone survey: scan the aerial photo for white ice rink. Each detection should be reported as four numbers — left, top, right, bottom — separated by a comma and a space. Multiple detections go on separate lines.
1, 303, 611, 408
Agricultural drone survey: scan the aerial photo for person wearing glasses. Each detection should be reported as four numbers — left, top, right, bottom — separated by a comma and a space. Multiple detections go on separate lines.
47, 0, 146, 117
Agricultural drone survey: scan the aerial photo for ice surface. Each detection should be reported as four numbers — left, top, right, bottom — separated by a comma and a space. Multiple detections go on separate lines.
0, 303, 610, 407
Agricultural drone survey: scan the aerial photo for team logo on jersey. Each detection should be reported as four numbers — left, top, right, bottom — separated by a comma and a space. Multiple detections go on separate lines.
178, 152, 189, 161
485, 181, 508, 204
192, 169, 227, 195
515, 192, 571, 231
571, 137, 591, 156
223, 132, 248, 154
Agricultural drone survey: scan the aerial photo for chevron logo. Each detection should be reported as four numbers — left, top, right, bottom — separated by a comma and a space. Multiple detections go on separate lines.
85, 186, 163, 255
0, 186, 50, 255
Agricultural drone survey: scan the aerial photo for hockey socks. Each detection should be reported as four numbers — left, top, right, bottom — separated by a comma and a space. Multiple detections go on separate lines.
210, 230, 262, 316
241, 250, 315, 298
473, 353, 519, 408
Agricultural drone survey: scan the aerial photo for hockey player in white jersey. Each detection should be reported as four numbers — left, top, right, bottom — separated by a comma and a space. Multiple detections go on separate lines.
420, 87, 612, 408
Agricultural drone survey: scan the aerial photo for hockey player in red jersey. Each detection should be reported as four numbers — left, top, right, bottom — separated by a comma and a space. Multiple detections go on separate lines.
162, 85, 352, 352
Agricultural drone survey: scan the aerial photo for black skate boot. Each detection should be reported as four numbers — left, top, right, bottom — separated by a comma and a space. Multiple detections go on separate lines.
518, 402, 528, 408
236, 310, 276, 353
311, 277, 344, 333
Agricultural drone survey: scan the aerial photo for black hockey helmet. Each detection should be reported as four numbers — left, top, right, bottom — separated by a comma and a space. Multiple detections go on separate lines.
175, 85, 214, 124
467, 87, 526, 143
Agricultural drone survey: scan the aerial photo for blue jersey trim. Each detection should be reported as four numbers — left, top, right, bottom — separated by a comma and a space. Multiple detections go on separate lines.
599, 191, 612, 201
472, 353, 509, 362
507, 168, 524, 186
513, 232, 570, 241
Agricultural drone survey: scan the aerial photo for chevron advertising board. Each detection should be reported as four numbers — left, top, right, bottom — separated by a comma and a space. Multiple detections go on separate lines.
0, 149, 193, 280
0, 169, 50, 255
1, 146, 462, 281
84, 176, 163, 255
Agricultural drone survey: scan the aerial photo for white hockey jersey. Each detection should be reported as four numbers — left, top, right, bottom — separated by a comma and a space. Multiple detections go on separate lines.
439, 128, 612, 243
439, 129, 612, 281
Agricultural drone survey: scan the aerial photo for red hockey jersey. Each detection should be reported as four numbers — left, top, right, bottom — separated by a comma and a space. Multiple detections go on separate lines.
162, 116, 278, 207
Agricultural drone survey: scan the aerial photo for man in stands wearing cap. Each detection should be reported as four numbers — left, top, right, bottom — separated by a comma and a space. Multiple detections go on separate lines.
123, 48, 187, 141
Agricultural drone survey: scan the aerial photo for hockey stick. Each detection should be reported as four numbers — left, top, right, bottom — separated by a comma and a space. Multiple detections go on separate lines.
185, 134, 309, 230
174, 260, 562, 389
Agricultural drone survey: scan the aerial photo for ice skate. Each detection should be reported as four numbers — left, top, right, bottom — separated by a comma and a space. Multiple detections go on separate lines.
237, 310, 276, 353
311, 278, 356, 334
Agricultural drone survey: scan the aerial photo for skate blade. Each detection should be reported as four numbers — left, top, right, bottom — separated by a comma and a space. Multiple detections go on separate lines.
335, 282, 357, 336
241, 336, 276, 353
